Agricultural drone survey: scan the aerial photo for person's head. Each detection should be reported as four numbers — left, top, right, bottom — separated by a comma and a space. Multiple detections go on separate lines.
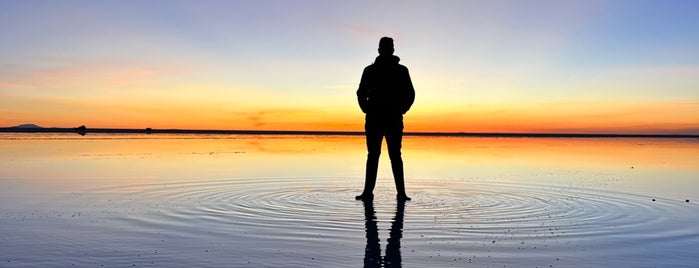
378, 37, 394, 56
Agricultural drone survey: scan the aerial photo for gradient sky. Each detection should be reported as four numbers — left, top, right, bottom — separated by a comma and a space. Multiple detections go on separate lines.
1, 0, 697, 134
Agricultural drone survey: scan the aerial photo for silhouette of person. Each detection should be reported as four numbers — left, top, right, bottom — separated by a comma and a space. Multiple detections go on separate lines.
362, 199, 406, 268
356, 37, 415, 201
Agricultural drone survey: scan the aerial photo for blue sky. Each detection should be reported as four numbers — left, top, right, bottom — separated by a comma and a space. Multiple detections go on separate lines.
1, 0, 697, 133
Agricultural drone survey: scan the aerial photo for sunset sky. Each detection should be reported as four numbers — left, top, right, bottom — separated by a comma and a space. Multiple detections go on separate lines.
1, 1, 697, 134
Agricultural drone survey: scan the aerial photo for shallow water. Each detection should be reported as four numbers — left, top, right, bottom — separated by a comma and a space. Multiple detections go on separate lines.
1, 133, 697, 267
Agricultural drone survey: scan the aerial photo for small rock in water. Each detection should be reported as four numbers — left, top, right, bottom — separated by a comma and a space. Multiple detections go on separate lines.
686, 199, 690, 203
652, 199, 656, 202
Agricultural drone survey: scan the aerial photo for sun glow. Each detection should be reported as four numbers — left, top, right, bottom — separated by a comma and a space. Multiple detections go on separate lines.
1, 1, 697, 134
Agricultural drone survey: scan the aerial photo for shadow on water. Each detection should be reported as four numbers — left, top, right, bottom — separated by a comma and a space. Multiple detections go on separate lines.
363, 199, 405, 268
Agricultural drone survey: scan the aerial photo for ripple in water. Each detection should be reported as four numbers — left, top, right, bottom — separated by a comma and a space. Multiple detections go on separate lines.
5, 177, 697, 267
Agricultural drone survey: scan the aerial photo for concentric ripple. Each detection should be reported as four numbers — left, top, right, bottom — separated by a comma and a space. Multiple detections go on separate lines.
28, 177, 699, 267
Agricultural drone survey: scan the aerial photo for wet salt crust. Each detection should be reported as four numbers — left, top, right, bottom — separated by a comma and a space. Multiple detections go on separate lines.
1, 134, 698, 267
1, 177, 697, 267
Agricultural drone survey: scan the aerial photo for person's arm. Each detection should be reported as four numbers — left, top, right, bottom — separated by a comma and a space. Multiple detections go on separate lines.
401, 67, 415, 114
357, 67, 371, 113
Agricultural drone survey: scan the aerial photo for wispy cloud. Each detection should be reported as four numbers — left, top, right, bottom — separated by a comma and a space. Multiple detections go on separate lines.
0, 62, 192, 91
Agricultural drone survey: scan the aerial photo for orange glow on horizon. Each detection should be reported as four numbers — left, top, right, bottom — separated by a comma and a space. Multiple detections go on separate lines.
2, 81, 697, 134
405, 101, 699, 134
5, 106, 696, 135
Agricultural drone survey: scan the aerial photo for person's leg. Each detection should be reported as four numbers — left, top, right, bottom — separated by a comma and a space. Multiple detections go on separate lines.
357, 117, 383, 200
386, 119, 409, 200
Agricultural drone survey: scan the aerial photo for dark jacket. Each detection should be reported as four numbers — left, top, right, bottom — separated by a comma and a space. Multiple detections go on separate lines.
357, 55, 415, 116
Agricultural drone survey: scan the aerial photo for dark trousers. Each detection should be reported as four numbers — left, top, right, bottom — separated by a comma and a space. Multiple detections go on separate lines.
362, 114, 406, 195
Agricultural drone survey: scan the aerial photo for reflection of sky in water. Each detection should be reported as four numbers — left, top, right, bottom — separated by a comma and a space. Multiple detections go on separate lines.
0, 133, 697, 267
1, 134, 697, 200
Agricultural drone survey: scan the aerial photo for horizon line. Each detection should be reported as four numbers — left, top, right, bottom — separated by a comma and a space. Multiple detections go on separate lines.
1, 126, 698, 139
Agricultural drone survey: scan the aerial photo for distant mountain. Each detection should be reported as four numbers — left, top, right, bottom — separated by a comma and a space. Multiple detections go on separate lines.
13, 124, 42, 128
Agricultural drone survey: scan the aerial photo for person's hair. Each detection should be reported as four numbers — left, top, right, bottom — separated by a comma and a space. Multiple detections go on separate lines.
378, 37, 394, 55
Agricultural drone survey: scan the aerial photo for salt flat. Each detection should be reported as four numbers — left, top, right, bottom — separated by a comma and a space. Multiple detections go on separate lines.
1, 134, 697, 267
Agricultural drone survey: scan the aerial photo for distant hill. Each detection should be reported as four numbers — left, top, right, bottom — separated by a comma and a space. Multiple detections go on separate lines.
0, 124, 697, 138
13, 124, 42, 129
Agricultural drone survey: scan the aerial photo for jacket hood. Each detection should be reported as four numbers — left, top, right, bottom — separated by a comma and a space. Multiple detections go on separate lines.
375, 55, 400, 64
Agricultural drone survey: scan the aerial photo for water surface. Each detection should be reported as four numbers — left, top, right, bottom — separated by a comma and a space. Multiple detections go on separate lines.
1, 133, 697, 267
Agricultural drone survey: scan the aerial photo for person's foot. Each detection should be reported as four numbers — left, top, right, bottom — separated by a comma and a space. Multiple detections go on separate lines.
397, 194, 411, 202
355, 193, 374, 201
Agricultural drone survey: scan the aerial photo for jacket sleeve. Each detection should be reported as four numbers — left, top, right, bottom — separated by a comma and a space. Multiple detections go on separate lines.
356, 67, 370, 113
401, 67, 415, 114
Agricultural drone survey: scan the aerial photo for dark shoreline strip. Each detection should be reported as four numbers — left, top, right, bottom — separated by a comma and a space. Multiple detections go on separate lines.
1, 127, 697, 139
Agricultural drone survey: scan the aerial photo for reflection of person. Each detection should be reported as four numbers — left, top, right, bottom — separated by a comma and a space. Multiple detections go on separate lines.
362, 200, 406, 268
356, 37, 415, 201
363, 200, 381, 267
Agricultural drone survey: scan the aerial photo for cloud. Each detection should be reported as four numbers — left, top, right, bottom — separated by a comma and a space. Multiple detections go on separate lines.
0, 61, 193, 91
